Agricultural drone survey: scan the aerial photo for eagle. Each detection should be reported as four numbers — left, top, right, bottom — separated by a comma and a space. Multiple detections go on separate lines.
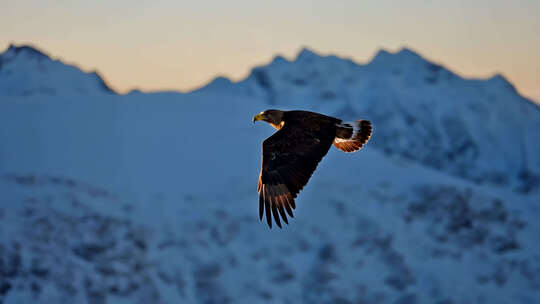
253, 109, 372, 228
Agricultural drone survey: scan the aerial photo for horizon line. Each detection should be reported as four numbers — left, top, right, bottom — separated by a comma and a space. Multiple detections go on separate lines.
1, 42, 538, 104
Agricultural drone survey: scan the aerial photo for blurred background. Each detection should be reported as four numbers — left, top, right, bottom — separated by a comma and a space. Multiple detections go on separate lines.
1, 1, 539, 303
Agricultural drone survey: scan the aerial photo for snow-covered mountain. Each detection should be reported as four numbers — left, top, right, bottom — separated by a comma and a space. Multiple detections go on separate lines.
1, 44, 539, 304
0, 44, 115, 96
219, 47, 540, 193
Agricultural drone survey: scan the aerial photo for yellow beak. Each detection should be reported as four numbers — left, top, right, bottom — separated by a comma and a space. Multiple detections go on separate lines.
253, 113, 265, 123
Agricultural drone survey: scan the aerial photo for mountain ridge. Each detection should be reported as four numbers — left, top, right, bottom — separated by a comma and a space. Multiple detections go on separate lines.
1, 44, 540, 303
221, 46, 540, 192
3, 43, 535, 106
1, 43, 539, 192
0, 43, 115, 96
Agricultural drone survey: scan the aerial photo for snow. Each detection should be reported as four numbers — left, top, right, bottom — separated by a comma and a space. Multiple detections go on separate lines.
235, 46, 540, 191
0, 44, 115, 97
1, 44, 540, 303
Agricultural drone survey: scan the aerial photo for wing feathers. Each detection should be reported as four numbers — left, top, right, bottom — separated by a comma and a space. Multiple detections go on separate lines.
259, 182, 294, 229
259, 188, 264, 220
278, 204, 288, 224
263, 186, 272, 228
257, 112, 341, 228
333, 120, 372, 153
271, 203, 282, 228
284, 199, 294, 217
258, 163, 317, 228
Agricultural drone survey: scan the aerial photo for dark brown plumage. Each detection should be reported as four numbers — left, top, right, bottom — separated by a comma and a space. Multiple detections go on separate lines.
253, 109, 372, 228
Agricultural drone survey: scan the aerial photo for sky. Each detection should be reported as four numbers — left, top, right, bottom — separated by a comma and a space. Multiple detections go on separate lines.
1, 0, 539, 102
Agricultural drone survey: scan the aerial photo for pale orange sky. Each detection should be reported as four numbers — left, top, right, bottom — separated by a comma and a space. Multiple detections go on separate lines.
1, 0, 539, 102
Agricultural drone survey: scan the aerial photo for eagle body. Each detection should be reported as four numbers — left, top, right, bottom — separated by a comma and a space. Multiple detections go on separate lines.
253, 109, 372, 228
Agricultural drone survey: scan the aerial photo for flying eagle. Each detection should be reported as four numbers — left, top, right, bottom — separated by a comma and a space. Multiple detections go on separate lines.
253, 109, 372, 228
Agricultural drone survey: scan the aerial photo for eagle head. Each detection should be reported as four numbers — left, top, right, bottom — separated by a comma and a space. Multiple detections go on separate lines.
253, 109, 285, 130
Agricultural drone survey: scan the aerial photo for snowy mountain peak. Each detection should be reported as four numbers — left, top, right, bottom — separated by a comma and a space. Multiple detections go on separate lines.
372, 48, 392, 60
235, 46, 540, 192
0, 43, 115, 97
295, 47, 321, 62
370, 47, 430, 68
3, 43, 50, 61
193, 75, 235, 93
395, 47, 425, 61
487, 73, 518, 93
270, 54, 289, 66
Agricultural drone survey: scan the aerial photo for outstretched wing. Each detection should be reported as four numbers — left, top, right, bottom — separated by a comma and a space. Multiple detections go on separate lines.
258, 121, 335, 228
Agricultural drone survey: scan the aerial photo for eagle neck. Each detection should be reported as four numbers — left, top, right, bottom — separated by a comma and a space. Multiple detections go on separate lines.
270, 121, 285, 130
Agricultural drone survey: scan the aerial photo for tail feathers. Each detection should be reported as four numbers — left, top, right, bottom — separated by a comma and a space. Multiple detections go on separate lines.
334, 120, 372, 152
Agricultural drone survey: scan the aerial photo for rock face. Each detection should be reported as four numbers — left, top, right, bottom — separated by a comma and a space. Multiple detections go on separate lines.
1, 45, 539, 303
